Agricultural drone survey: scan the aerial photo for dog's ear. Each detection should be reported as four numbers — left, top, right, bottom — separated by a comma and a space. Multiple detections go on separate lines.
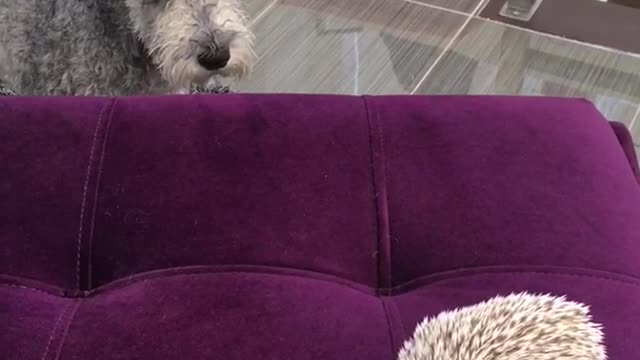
398, 293, 606, 360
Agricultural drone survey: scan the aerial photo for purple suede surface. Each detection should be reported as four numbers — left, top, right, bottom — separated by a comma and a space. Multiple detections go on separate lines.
369, 97, 640, 284
1, 95, 639, 359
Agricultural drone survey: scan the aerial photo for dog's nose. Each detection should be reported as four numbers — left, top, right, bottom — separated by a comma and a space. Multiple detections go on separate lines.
197, 47, 231, 71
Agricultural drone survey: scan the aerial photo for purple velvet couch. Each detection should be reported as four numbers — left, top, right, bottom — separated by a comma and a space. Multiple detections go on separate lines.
2, 95, 640, 359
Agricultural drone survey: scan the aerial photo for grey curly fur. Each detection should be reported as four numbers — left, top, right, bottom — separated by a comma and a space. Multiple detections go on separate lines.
0, 0, 254, 96
0, 82, 232, 96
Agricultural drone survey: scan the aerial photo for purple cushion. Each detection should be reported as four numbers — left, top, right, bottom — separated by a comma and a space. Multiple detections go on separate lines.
2, 95, 639, 359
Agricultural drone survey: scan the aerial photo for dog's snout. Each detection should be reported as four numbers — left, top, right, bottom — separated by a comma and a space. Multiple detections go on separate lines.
197, 46, 231, 71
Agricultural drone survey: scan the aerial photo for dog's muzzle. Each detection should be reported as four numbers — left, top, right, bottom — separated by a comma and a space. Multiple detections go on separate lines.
197, 46, 231, 71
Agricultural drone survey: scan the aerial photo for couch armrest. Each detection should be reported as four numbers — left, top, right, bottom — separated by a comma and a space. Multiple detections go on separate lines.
610, 121, 639, 183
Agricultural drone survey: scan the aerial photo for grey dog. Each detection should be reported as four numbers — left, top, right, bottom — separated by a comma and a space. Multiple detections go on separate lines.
0, 0, 255, 96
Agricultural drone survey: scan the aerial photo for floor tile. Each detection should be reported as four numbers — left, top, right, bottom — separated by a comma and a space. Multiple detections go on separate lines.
415, 18, 640, 125
629, 117, 639, 170
632, 112, 640, 144
412, 0, 484, 13
238, 0, 467, 94
481, 0, 640, 55
245, 0, 275, 18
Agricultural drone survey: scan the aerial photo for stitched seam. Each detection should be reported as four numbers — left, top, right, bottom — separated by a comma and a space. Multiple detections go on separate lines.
52, 300, 81, 360
94, 268, 640, 296
85, 99, 118, 290
92, 268, 640, 295
88, 266, 375, 296
362, 96, 381, 290
4, 266, 640, 297
375, 99, 391, 288
363, 96, 391, 290
388, 296, 406, 342
75, 100, 111, 290
0, 283, 56, 296
380, 298, 397, 359
390, 270, 640, 293
40, 301, 72, 360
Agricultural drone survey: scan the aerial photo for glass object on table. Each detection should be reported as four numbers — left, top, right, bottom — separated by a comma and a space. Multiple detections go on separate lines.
499, 0, 544, 21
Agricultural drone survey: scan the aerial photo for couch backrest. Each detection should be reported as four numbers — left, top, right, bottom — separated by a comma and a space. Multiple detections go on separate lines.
2, 95, 639, 293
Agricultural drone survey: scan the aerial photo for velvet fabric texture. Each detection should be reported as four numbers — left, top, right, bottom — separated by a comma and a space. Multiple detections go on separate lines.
1, 95, 639, 359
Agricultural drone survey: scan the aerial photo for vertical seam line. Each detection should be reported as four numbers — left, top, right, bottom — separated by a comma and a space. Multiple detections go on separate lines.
389, 296, 406, 343
75, 99, 114, 290
85, 98, 118, 290
376, 100, 391, 289
363, 95, 380, 290
362, 96, 391, 290
381, 297, 399, 359
40, 302, 71, 360
52, 300, 81, 360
